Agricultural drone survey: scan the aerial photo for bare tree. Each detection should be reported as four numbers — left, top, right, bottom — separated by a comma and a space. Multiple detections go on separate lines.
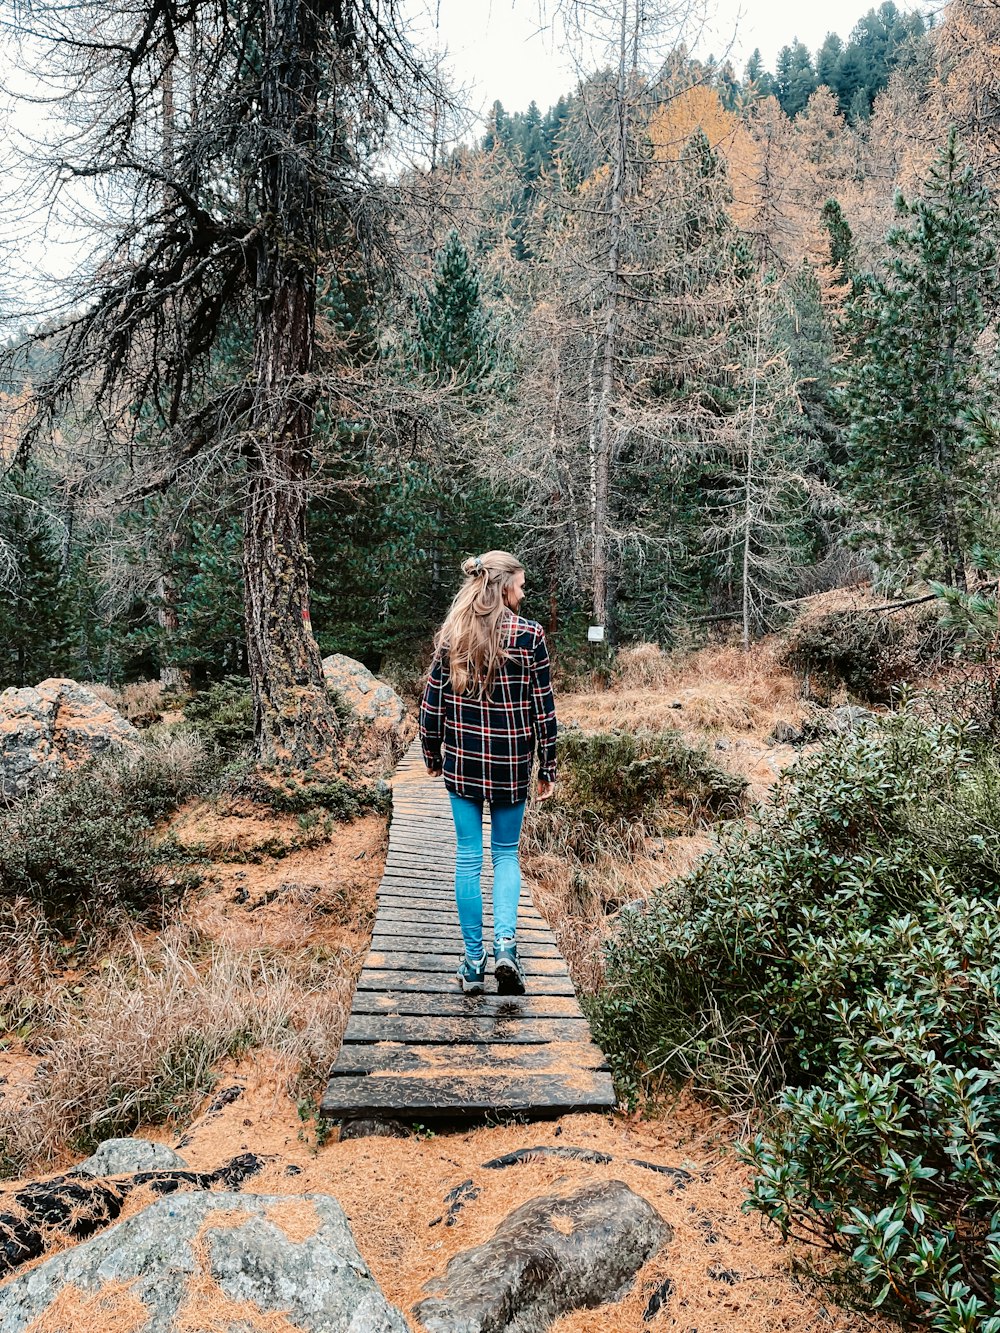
2, 0, 439, 765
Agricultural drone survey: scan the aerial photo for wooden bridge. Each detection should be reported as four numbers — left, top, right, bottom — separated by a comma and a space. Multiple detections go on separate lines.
321, 741, 617, 1123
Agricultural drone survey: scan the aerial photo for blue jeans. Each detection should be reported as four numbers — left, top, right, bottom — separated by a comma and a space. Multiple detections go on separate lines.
447, 792, 526, 960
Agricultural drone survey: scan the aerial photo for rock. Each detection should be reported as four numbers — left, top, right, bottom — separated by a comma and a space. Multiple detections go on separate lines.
831, 704, 876, 732
0, 1192, 408, 1333
0, 678, 139, 799
714, 738, 730, 751
70, 1137, 189, 1177
321, 654, 412, 739
768, 720, 803, 746
415, 1179, 671, 1333
339, 1116, 410, 1141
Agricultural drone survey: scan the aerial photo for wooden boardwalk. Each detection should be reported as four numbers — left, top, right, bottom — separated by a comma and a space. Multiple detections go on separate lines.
321, 741, 617, 1122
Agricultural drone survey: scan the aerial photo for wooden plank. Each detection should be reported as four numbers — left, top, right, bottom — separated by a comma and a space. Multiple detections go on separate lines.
370, 936, 560, 959
365, 951, 568, 976
349, 991, 583, 1018
356, 970, 576, 996
321, 1071, 617, 1119
342, 1015, 595, 1045
331, 1040, 609, 1076
370, 920, 553, 943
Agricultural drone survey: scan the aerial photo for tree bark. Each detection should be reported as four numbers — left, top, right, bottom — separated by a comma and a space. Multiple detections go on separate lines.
592, 0, 630, 632
245, 0, 339, 768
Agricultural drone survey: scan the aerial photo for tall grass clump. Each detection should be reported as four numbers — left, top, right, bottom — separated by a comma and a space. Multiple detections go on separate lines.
0, 930, 355, 1176
591, 715, 1000, 1328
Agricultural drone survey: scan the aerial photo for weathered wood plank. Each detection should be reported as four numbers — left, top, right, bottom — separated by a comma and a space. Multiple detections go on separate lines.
349, 990, 582, 1018
369, 935, 560, 959
365, 951, 568, 976
356, 969, 576, 996
331, 1040, 609, 1076
370, 920, 553, 943
321, 1071, 617, 1119
341, 1015, 594, 1045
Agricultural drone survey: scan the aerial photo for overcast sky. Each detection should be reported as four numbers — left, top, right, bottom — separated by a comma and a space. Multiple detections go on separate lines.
417, 0, 931, 123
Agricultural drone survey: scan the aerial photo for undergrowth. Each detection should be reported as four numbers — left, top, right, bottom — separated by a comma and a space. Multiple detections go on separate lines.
527, 728, 747, 863
591, 714, 1000, 1328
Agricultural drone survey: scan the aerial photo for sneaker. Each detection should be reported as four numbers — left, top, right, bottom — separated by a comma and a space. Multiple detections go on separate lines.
456, 952, 487, 994
494, 940, 526, 995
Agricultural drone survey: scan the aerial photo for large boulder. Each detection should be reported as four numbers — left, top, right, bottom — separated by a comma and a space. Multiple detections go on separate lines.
0, 1191, 408, 1333
415, 1179, 671, 1333
322, 654, 412, 738
0, 678, 139, 799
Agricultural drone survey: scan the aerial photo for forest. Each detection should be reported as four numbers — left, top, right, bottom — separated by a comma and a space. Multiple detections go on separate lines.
3, 0, 1000, 1330
3, 0, 993, 715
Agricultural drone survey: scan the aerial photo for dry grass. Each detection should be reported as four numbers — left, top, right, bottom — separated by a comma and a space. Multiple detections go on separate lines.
0, 800, 386, 1179
83, 679, 166, 726
0, 927, 364, 1176
561, 639, 806, 747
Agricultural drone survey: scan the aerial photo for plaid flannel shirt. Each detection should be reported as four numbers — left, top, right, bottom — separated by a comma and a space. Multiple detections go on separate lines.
419, 614, 558, 806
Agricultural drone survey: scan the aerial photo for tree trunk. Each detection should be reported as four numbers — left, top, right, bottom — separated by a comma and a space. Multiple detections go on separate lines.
591, 0, 629, 633
245, 0, 339, 768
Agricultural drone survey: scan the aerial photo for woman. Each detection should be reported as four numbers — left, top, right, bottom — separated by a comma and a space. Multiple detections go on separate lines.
419, 551, 558, 996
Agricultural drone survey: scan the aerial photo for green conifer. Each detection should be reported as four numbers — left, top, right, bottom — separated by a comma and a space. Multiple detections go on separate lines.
844, 129, 996, 587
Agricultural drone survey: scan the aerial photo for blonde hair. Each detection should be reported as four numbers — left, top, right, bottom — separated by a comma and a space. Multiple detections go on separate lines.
435, 550, 525, 695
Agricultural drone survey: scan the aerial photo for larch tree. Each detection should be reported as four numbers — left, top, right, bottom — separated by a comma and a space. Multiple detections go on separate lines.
1, 0, 438, 767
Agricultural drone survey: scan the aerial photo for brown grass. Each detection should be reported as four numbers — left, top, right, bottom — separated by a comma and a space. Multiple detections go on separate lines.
0, 809, 386, 1178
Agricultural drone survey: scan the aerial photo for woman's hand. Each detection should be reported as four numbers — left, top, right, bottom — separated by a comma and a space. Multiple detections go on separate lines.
537, 778, 556, 801
426, 766, 443, 778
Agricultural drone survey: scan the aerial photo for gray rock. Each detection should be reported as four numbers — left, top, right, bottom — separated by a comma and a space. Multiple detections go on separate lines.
0, 1191, 407, 1333
71, 1137, 189, 1177
832, 704, 876, 732
768, 720, 803, 746
321, 654, 411, 740
0, 678, 139, 799
415, 1179, 671, 1333
339, 1117, 410, 1141
714, 738, 730, 751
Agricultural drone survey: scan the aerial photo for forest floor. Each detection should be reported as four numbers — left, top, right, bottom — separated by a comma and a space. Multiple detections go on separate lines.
0, 605, 903, 1332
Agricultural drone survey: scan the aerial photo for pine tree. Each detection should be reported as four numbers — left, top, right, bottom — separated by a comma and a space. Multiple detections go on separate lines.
844, 130, 996, 588
412, 231, 498, 390
0, 469, 75, 688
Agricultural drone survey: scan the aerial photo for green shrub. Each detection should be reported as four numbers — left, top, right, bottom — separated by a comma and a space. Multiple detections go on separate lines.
235, 769, 391, 820
529, 729, 747, 863
0, 770, 167, 933
744, 885, 1000, 1329
0, 738, 212, 936
786, 607, 952, 704
185, 677, 255, 755
590, 715, 1000, 1327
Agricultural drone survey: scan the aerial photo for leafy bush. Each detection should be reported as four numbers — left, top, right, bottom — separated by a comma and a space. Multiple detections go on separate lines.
235, 769, 391, 820
0, 738, 212, 935
0, 770, 167, 933
590, 716, 1000, 1327
787, 607, 952, 704
557, 729, 746, 823
185, 676, 255, 755
744, 884, 1000, 1329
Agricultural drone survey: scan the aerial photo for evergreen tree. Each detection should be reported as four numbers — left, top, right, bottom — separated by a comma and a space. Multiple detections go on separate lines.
0, 469, 75, 688
744, 49, 776, 100
821, 197, 856, 278
816, 33, 844, 89
844, 130, 996, 588
776, 40, 817, 118
411, 231, 498, 390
